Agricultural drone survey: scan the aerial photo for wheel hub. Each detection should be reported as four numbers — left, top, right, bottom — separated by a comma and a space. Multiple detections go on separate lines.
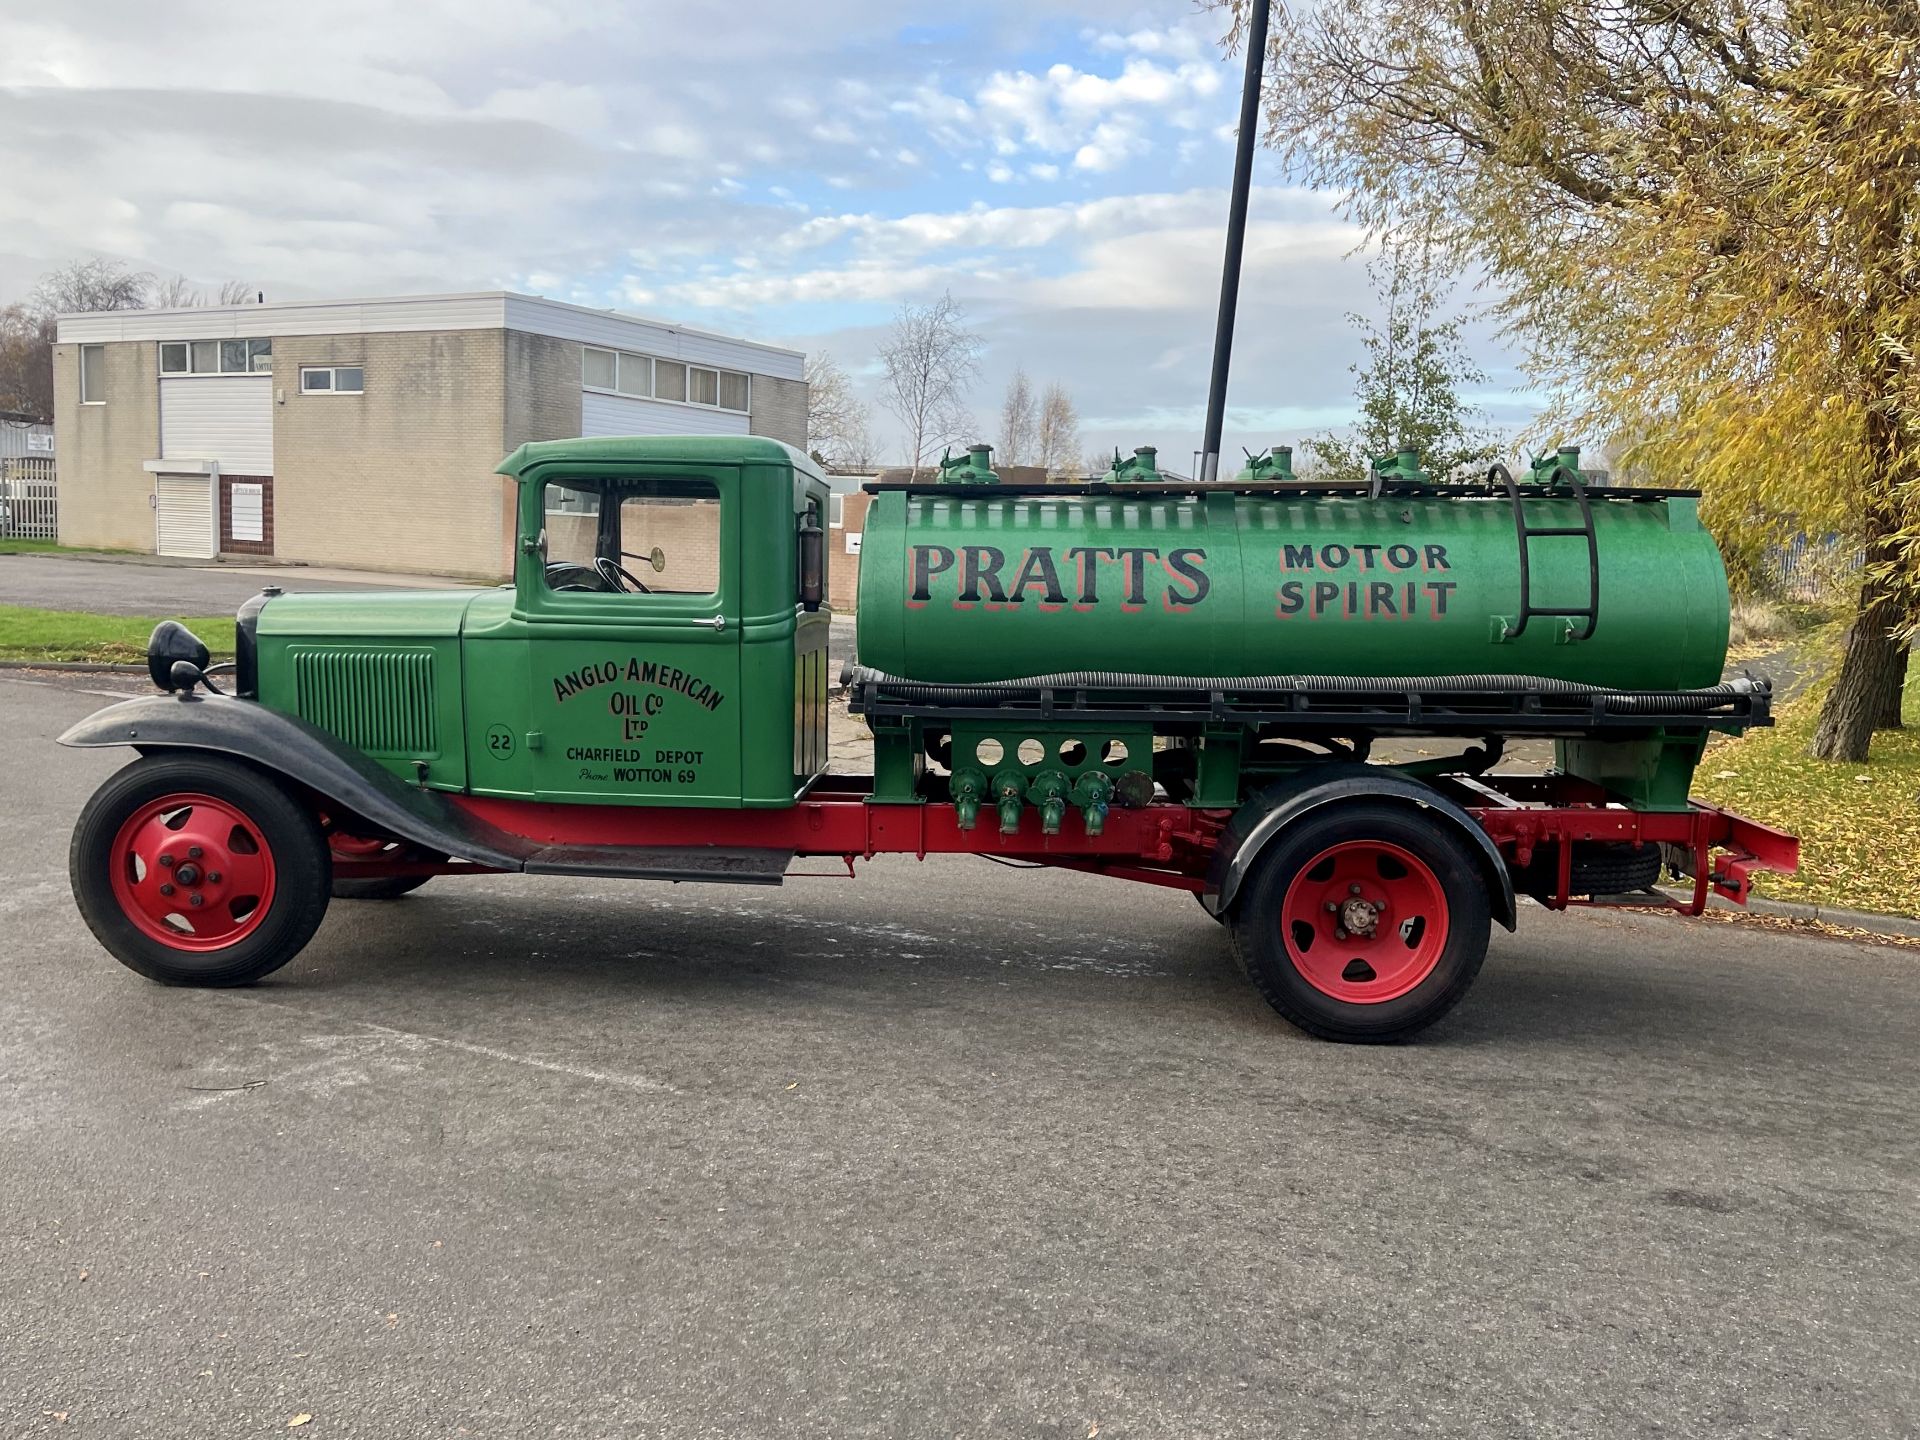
1339, 896, 1381, 937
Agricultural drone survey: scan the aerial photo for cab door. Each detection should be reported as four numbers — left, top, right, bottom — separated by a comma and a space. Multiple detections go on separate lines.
522, 467, 743, 806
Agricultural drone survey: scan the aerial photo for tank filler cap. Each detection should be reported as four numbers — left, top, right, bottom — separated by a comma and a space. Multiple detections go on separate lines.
937, 443, 1000, 486
1235, 444, 1296, 482
1103, 446, 1164, 484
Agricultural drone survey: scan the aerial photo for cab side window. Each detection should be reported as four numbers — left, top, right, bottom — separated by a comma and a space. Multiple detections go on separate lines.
542, 478, 721, 596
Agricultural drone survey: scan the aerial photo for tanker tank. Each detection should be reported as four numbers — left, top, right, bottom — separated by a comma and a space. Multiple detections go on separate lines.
853, 453, 1729, 693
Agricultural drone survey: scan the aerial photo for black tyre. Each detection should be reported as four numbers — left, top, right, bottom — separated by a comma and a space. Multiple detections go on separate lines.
328, 834, 439, 900
70, 753, 331, 986
1228, 803, 1491, 1042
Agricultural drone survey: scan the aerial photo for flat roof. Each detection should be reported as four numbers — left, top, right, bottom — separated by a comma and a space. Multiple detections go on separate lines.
54, 291, 805, 381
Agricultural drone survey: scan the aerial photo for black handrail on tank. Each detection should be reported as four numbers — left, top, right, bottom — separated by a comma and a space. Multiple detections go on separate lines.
1493, 462, 1601, 643
858, 478, 1699, 502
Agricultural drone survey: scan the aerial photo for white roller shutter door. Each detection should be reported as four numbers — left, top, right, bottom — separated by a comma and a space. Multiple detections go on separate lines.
155, 475, 214, 558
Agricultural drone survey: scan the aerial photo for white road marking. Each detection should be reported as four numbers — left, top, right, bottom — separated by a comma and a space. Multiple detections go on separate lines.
216, 992, 680, 1095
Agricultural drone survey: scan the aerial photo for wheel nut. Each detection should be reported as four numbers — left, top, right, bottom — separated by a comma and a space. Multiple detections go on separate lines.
1334, 927, 1348, 941
158, 883, 174, 897
187, 846, 204, 860
187, 893, 204, 908
159, 853, 176, 868
1349, 883, 1362, 895
208, 872, 222, 884
1325, 901, 1338, 912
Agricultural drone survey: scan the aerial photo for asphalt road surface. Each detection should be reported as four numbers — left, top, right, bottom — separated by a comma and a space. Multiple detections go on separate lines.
0, 553, 436, 616
3, 671, 1916, 1438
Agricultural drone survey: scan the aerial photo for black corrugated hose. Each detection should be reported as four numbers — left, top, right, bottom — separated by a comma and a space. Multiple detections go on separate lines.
839, 665, 1768, 715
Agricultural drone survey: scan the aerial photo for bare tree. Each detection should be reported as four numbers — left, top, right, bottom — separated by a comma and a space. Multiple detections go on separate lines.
997, 367, 1037, 467
878, 292, 980, 474
153, 275, 258, 309
1035, 383, 1081, 477
151, 275, 204, 308
1, 261, 152, 423
0, 305, 57, 422
805, 352, 872, 466
32, 259, 151, 316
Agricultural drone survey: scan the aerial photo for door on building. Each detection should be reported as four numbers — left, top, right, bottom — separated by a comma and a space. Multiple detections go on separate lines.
154, 473, 216, 558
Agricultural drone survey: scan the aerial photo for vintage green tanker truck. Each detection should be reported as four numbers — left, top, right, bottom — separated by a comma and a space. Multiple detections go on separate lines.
60, 435, 1796, 1042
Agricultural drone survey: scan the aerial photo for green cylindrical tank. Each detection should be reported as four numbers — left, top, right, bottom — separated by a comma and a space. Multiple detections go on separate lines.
854, 488, 1729, 689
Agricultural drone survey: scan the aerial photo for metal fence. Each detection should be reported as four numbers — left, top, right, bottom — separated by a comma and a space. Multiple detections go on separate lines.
0, 456, 57, 539
1764, 532, 1856, 601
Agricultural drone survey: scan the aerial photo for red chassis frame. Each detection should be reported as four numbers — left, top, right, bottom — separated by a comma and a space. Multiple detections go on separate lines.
329, 772, 1798, 914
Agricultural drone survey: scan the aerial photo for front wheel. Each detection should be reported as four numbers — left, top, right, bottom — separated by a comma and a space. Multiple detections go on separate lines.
70, 754, 331, 986
1229, 803, 1491, 1042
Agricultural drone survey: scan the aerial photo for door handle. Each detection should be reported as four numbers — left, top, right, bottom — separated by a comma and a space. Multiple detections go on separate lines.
703, 614, 727, 632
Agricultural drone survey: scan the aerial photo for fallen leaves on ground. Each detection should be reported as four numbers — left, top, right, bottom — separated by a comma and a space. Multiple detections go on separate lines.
1694, 685, 1920, 919
1694, 908, 1920, 949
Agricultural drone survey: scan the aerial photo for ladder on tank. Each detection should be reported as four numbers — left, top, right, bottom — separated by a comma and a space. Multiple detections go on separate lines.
1493, 464, 1600, 642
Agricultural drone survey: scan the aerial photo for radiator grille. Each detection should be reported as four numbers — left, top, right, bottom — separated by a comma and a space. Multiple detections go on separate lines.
292, 648, 437, 755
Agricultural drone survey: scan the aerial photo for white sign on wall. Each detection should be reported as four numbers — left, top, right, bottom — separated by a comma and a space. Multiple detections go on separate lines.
26, 432, 53, 453
231, 483, 265, 542
844, 532, 862, 555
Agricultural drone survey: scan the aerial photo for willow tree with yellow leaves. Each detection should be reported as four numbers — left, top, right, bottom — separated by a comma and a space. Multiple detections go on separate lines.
1217, 0, 1920, 761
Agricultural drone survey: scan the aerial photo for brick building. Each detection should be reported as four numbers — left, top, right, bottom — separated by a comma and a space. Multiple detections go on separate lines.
52, 292, 807, 578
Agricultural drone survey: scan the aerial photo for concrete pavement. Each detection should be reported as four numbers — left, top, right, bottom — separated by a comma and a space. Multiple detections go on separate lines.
2, 671, 1916, 1437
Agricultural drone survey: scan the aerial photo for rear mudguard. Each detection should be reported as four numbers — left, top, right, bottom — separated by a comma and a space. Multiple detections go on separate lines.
1204, 765, 1518, 930
57, 693, 535, 871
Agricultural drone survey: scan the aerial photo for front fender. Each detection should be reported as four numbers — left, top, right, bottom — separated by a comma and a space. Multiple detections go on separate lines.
58, 693, 533, 871
1204, 765, 1518, 930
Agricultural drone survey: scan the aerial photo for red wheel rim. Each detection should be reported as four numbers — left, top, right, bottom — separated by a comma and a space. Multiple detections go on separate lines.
107, 793, 278, 952
1279, 840, 1450, 1003
329, 833, 394, 859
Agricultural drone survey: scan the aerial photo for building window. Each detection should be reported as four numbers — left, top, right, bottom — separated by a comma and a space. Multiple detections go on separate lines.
300, 366, 364, 394
617, 352, 650, 397
79, 345, 106, 403
160, 338, 271, 375
829, 493, 845, 527
580, 346, 749, 412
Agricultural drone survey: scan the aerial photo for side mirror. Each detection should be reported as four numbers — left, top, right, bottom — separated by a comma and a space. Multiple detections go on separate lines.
798, 508, 825, 611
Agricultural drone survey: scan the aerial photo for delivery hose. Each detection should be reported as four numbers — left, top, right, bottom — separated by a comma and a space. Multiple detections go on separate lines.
840, 665, 1766, 715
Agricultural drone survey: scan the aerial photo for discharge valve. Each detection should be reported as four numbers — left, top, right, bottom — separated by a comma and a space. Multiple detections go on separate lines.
951, 767, 987, 832
1070, 771, 1114, 837
1026, 770, 1070, 836
993, 771, 1026, 835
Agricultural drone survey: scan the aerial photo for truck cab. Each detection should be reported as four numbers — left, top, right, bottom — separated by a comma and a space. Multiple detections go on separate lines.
246, 435, 833, 809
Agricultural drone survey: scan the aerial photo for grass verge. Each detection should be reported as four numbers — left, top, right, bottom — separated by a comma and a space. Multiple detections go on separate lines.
0, 605, 236, 664
0, 539, 134, 556
1694, 678, 1920, 918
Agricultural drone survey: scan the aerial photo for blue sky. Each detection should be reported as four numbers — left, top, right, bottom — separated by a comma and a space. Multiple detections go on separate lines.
0, 0, 1538, 468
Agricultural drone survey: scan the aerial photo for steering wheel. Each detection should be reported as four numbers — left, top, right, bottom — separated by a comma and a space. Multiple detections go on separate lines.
595, 555, 651, 594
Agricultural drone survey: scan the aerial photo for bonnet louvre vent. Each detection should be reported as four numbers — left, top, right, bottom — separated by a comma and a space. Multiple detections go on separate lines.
293, 648, 437, 755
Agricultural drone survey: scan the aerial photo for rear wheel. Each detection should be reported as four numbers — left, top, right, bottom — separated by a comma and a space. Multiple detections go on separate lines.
70, 754, 331, 986
1230, 803, 1491, 1042
328, 833, 438, 900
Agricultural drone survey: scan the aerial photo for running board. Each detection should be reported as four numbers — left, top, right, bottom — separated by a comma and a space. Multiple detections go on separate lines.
522, 846, 794, 884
